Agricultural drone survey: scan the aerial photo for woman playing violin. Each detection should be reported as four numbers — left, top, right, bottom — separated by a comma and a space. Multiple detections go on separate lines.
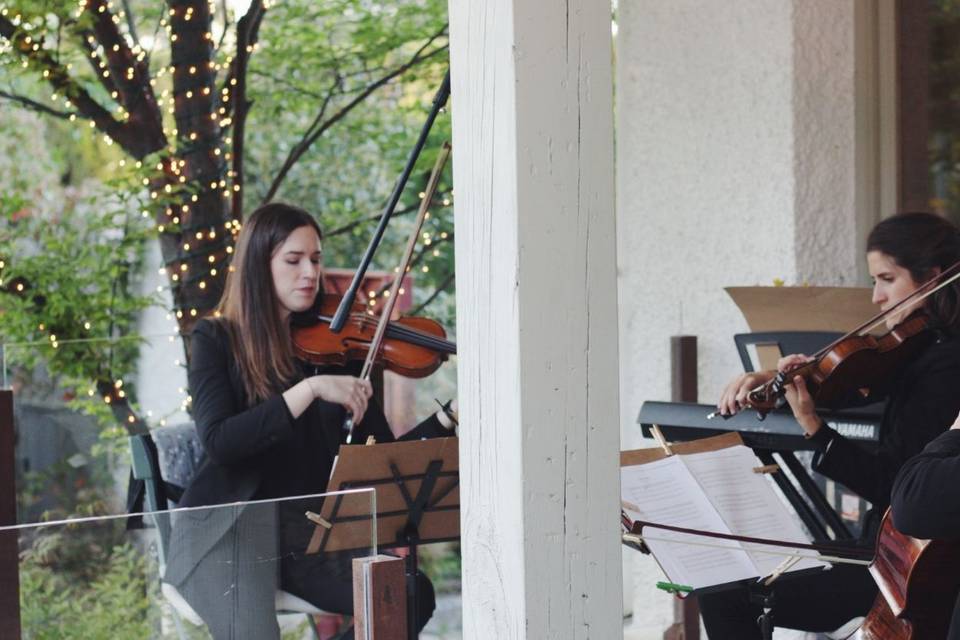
164, 202, 457, 640
701, 212, 960, 638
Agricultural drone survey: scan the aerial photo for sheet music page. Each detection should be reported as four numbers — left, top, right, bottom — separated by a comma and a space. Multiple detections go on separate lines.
621, 455, 758, 589
681, 445, 827, 576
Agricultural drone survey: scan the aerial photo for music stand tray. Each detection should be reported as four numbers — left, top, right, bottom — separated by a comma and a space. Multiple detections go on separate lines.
306, 436, 460, 640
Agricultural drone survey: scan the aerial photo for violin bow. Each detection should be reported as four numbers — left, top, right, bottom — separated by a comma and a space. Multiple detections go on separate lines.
628, 518, 873, 562
343, 142, 453, 443
329, 70, 451, 334
810, 258, 960, 360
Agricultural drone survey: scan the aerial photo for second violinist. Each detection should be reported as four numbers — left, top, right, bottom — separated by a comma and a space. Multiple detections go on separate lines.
702, 212, 960, 638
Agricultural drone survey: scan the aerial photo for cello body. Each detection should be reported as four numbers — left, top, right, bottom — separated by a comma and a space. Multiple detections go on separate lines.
855, 510, 960, 639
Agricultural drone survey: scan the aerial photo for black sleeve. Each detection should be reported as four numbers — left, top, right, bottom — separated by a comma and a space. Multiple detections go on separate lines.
812, 356, 960, 506
188, 320, 298, 465
891, 429, 960, 539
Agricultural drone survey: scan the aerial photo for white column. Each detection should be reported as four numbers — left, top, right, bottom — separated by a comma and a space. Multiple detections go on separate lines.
447, 1, 621, 638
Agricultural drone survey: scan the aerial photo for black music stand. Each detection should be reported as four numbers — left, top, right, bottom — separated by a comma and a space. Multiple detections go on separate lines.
307, 437, 460, 640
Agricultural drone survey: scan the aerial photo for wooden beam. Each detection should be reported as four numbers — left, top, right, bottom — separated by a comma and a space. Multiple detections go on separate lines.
896, 0, 930, 212
0, 390, 20, 638
665, 337, 699, 640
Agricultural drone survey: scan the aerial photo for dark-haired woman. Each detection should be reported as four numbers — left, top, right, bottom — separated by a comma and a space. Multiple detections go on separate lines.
163, 203, 456, 640
700, 212, 960, 638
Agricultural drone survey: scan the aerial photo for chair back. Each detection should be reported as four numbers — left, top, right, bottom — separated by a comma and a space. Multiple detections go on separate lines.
129, 423, 203, 567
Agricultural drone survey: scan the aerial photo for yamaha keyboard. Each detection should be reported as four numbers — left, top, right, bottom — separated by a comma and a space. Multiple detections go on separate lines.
638, 401, 881, 451
637, 400, 883, 540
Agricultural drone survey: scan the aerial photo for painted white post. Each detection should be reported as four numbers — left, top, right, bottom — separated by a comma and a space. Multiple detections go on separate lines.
448, 1, 621, 638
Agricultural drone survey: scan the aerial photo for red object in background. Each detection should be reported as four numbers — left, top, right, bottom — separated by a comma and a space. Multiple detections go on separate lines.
323, 268, 414, 319
315, 613, 346, 639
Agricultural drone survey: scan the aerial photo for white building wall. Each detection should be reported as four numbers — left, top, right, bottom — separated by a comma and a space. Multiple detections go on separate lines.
135, 242, 189, 426
616, 0, 863, 633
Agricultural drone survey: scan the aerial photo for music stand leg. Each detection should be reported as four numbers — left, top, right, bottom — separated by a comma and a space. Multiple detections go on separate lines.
749, 586, 775, 640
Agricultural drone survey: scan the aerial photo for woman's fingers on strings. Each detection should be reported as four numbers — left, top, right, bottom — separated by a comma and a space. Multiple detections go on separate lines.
719, 377, 743, 415
777, 353, 812, 373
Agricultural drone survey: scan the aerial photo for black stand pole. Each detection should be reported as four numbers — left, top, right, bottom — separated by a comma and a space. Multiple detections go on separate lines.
749, 585, 776, 640
329, 69, 451, 333
390, 459, 443, 640
404, 536, 420, 640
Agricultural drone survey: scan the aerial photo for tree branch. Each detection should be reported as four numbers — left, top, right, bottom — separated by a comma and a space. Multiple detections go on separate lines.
262, 26, 448, 203
85, 0, 164, 151
409, 270, 454, 316
0, 90, 76, 119
120, 0, 141, 48
323, 189, 450, 237
248, 68, 332, 100
0, 14, 125, 142
216, 0, 229, 52
230, 0, 267, 221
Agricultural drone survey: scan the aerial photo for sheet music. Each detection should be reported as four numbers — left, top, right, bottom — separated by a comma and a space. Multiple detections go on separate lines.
621, 456, 758, 589
681, 446, 827, 576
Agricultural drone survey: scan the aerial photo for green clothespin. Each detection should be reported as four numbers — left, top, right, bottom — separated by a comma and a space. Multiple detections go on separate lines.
656, 581, 693, 595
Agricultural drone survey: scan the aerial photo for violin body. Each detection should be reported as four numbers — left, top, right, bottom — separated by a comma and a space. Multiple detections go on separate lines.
292, 293, 454, 379
855, 510, 960, 639
748, 312, 934, 417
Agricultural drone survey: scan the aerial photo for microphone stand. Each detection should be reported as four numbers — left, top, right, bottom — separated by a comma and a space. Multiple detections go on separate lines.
328, 69, 451, 334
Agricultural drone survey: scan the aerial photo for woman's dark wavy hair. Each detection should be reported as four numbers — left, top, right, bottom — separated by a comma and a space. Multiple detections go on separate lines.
866, 212, 960, 334
215, 202, 324, 404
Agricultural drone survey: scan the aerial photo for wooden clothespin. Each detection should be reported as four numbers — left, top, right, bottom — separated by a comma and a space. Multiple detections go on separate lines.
650, 424, 674, 456
752, 464, 780, 474
365, 435, 376, 445
305, 511, 332, 530
621, 532, 651, 555
761, 554, 801, 586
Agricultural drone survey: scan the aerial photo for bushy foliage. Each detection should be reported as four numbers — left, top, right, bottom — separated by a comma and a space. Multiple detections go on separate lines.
19, 539, 157, 639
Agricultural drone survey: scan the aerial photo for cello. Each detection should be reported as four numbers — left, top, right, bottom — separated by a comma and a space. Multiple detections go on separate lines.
855, 510, 960, 639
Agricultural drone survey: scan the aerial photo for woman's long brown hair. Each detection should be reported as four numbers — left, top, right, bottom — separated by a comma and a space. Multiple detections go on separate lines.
214, 202, 324, 404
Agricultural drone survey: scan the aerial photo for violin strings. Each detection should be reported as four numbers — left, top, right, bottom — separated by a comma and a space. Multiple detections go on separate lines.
312, 314, 456, 353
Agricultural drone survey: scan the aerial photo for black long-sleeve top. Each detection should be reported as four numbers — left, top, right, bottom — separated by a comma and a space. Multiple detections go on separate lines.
805, 332, 960, 541
179, 317, 450, 509
891, 428, 960, 538
890, 429, 960, 640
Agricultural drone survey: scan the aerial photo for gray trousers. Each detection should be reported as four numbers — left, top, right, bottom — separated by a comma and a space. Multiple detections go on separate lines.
168, 502, 282, 640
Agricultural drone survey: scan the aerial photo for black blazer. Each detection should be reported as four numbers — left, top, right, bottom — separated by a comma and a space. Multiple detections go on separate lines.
807, 333, 960, 541
179, 317, 450, 509
165, 318, 450, 587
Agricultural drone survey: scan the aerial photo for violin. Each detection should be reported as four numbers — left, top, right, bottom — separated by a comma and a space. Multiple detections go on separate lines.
855, 510, 960, 639
734, 260, 960, 420
292, 293, 456, 379
746, 310, 934, 419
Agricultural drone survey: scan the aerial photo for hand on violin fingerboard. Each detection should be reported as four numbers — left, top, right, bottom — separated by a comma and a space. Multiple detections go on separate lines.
783, 375, 822, 437
717, 370, 776, 416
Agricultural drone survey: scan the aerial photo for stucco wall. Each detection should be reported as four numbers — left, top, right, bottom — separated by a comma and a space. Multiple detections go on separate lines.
616, 0, 862, 633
